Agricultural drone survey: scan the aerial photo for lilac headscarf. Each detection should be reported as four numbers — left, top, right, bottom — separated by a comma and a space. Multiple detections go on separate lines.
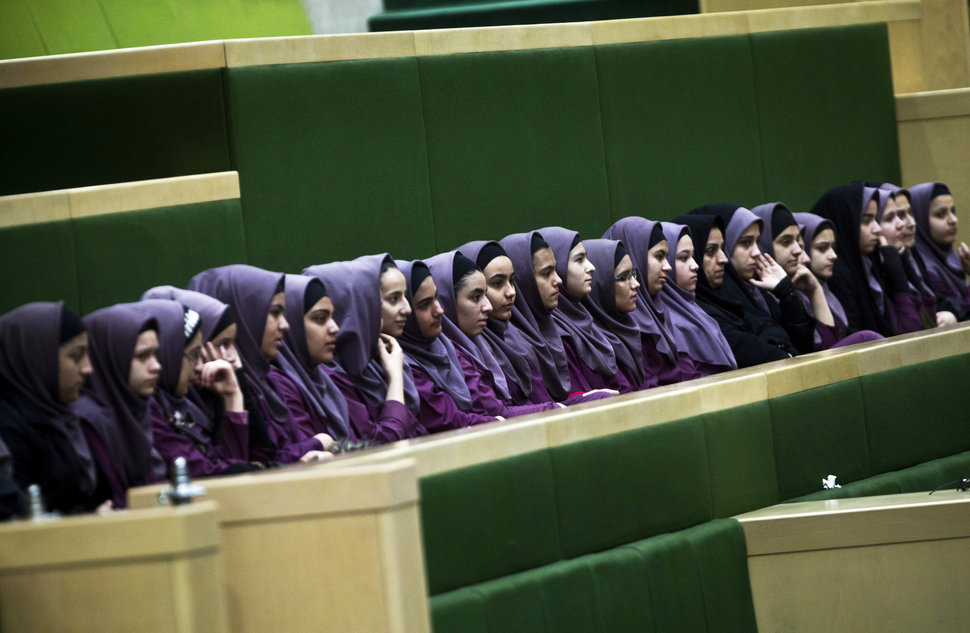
73, 303, 163, 488
426, 250, 513, 401
910, 181, 969, 311
876, 185, 936, 299
792, 212, 849, 330
602, 218, 681, 366
750, 202, 797, 259
721, 207, 771, 313
657, 223, 737, 370
580, 238, 645, 385
0, 302, 95, 494
396, 259, 474, 411
132, 299, 220, 452
143, 286, 231, 343
499, 231, 571, 399
277, 274, 351, 438
540, 226, 619, 376
303, 255, 420, 413
458, 240, 537, 399
188, 264, 291, 427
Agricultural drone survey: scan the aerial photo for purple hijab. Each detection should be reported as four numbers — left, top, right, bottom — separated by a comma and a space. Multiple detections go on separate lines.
426, 250, 513, 401
540, 226, 619, 377
303, 255, 420, 413
721, 208, 771, 313
602, 218, 680, 364
277, 274, 351, 438
458, 240, 537, 399
658, 223, 737, 370
499, 231, 571, 399
580, 238, 645, 385
750, 202, 797, 259
910, 181, 969, 310
73, 303, 163, 488
396, 259, 474, 411
132, 299, 219, 444
188, 264, 290, 427
0, 302, 96, 494
861, 187, 887, 312
792, 212, 849, 329
143, 286, 231, 343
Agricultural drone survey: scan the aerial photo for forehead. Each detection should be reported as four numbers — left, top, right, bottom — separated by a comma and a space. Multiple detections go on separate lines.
380, 267, 406, 292
707, 227, 724, 245
270, 291, 285, 305
614, 253, 633, 271
813, 228, 835, 245
740, 222, 761, 237
676, 234, 693, 250
775, 224, 800, 239
59, 331, 89, 350
135, 329, 158, 348
414, 275, 437, 300
568, 241, 586, 257
212, 322, 237, 340
462, 270, 487, 288
307, 295, 334, 313
930, 194, 955, 209
648, 239, 668, 254
483, 255, 513, 275
532, 247, 556, 269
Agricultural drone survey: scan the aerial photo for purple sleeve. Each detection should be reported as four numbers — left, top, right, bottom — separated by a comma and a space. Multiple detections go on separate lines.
268, 368, 328, 437
81, 422, 127, 509
637, 342, 664, 389
674, 354, 705, 382
220, 411, 250, 461
272, 435, 325, 464
455, 348, 558, 418
323, 367, 425, 444
149, 401, 249, 478
814, 321, 845, 351
888, 292, 925, 334
412, 367, 497, 434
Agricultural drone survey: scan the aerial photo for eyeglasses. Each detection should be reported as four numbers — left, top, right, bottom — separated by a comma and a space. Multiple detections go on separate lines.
183, 348, 203, 364
614, 269, 639, 284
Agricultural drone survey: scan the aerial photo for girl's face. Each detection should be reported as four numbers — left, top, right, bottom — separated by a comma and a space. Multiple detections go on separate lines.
674, 234, 699, 293
456, 270, 492, 338
305, 295, 340, 365
57, 331, 92, 404
532, 247, 562, 311
809, 228, 837, 281
129, 329, 162, 398
879, 196, 905, 250
412, 276, 444, 339
565, 241, 595, 298
859, 198, 882, 254
261, 292, 289, 360
772, 224, 803, 277
646, 240, 671, 297
176, 330, 203, 398
380, 267, 411, 337
482, 255, 516, 322
210, 323, 240, 367
895, 194, 917, 249
928, 194, 958, 247
732, 224, 762, 282
612, 254, 639, 313
703, 227, 729, 289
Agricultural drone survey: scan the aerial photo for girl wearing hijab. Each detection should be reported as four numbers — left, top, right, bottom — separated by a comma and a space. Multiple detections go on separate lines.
73, 302, 167, 495
394, 258, 501, 432
657, 222, 736, 374
425, 250, 562, 419
537, 226, 636, 393
135, 299, 258, 478
811, 183, 921, 336
880, 185, 956, 326
457, 240, 557, 405
909, 181, 970, 321
603, 218, 715, 383
791, 212, 884, 349
675, 211, 802, 367
269, 274, 370, 450
304, 256, 425, 444
189, 265, 332, 464
0, 302, 119, 514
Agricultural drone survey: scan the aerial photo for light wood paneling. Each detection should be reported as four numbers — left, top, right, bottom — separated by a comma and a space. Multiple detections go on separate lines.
0, 190, 70, 228
224, 31, 416, 67
0, 501, 226, 633
0, 41, 226, 89
738, 491, 970, 633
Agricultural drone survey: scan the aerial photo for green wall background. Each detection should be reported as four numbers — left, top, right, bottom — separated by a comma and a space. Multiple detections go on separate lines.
0, 0, 313, 60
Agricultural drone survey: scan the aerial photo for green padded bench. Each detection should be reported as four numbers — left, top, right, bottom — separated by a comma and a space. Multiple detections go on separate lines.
368, 0, 699, 32
0, 173, 246, 314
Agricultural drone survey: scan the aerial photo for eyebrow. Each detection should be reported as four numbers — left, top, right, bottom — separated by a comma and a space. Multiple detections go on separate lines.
538, 265, 556, 275
487, 272, 509, 283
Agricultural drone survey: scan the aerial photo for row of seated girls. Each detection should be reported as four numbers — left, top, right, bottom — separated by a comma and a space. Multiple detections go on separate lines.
0, 179, 967, 518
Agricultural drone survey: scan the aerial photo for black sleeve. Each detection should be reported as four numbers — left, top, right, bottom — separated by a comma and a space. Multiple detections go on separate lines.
878, 247, 915, 297
827, 270, 864, 335
700, 302, 790, 368
768, 278, 816, 355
